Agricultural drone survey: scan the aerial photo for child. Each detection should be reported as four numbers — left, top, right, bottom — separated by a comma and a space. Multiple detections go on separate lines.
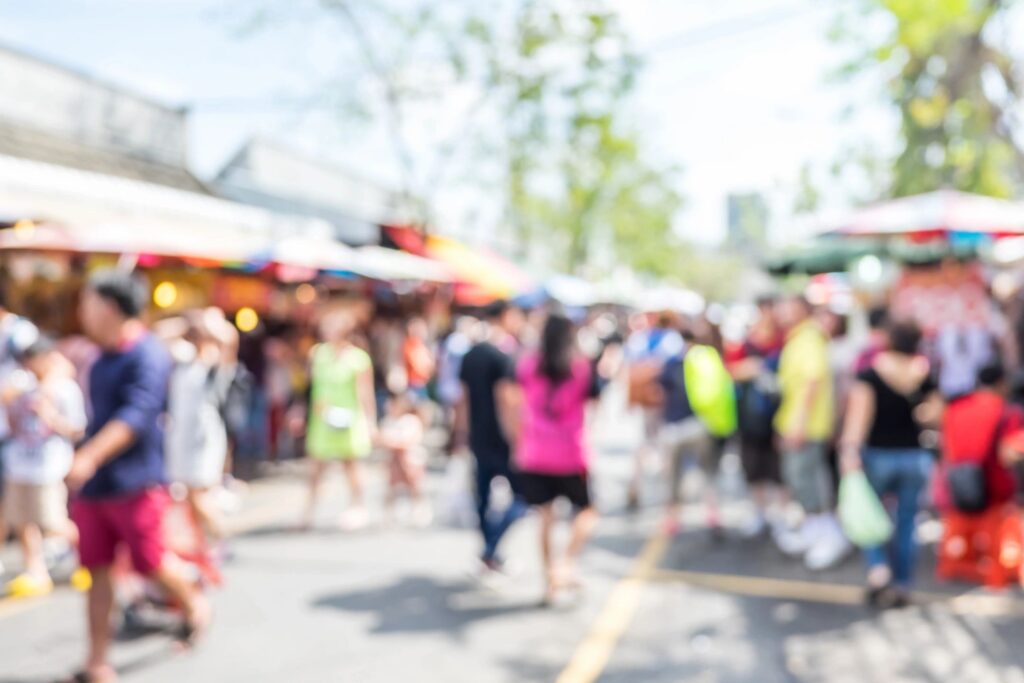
378, 393, 432, 527
3, 335, 87, 597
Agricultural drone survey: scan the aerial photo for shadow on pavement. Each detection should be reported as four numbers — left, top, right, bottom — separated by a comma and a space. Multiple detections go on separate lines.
311, 575, 539, 638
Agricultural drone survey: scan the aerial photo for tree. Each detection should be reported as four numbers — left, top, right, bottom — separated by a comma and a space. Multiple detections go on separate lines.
245, 0, 685, 278
835, 0, 1024, 198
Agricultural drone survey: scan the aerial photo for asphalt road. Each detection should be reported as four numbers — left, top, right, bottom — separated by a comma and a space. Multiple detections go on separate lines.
3, 391, 1024, 683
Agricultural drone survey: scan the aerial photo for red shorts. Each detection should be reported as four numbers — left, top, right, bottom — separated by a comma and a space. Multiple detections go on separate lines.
72, 487, 168, 575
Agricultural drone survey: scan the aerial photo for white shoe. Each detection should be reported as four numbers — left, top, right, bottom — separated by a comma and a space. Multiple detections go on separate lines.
804, 518, 852, 571
739, 514, 768, 539
774, 521, 815, 557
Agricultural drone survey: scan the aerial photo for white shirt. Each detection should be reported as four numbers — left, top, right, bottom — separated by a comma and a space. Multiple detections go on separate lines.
4, 375, 86, 485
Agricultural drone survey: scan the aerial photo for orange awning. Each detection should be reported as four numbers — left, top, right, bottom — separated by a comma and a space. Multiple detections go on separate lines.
424, 235, 532, 305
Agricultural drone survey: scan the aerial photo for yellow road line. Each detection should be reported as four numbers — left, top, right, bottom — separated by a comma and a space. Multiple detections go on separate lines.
650, 569, 1024, 617
556, 534, 669, 683
650, 568, 866, 605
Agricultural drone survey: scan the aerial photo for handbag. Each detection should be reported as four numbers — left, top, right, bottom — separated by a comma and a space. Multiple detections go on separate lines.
947, 463, 987, 513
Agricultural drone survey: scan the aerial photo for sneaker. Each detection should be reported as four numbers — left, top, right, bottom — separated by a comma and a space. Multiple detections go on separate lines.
6, 573, 54, 598
774, 522, 815, 557
804, 520, 852, 571
739, 514, 768, 539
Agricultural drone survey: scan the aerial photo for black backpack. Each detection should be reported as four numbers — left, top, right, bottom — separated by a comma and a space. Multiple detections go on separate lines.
736, 373, 780, 442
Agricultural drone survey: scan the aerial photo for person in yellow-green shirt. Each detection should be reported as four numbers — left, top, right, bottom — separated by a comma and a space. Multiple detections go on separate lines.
773, 295, 851, 571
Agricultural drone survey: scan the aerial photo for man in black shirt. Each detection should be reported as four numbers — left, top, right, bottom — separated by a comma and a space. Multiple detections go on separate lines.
458, 300, 526, 571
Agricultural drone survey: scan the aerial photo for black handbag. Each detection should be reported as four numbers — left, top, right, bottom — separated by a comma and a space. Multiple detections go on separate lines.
947, 463, 987, 513
946, 410, 1006, 514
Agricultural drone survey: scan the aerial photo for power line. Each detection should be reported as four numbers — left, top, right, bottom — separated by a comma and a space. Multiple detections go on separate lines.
641, 3, 821, 57
187, 4, 825, 113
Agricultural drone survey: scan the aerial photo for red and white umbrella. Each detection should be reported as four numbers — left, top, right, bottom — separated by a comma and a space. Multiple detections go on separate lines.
825, 190, 1024, 240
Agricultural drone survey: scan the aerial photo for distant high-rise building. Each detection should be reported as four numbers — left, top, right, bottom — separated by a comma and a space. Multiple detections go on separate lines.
726, 192, 769, 250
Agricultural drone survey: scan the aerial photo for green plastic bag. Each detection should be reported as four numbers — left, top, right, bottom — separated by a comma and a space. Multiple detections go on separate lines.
683, 345, 737, 438
838, 471, 893, 548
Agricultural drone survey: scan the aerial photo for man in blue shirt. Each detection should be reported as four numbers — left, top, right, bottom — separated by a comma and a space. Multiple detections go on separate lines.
65, 269, 209, 683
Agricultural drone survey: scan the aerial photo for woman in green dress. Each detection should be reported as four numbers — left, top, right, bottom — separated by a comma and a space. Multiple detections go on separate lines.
304, 310, 377, 530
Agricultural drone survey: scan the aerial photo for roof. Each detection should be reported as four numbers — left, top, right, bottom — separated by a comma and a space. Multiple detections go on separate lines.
0, 121, 209, 194
0, 42, 184, 114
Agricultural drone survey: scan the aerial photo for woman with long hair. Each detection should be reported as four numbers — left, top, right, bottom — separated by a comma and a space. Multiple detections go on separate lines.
509, 312, 600, 605
304, 310, 377, 530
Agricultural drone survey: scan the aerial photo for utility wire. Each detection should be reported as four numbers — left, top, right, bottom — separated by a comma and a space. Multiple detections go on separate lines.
187, 3, 823, 112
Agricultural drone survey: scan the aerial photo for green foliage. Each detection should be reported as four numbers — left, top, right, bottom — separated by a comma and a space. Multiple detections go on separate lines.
483, 1, 684, 277
837, 0, 1024, 199
249, 0, 684, 280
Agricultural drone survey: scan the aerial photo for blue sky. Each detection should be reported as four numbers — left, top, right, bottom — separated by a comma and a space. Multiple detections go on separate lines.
0, 0, 900, 246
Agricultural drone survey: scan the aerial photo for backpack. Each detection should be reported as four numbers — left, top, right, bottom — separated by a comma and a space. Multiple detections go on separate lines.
736, 373, 780, 442
683, 345, 737, 438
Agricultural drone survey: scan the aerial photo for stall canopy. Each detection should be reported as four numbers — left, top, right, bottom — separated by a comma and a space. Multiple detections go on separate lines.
354, 245, 453, 283
0, 220, 268, 263
824, 190, 1024, 241
383, 226, 532, 304
424, 235, 533, 305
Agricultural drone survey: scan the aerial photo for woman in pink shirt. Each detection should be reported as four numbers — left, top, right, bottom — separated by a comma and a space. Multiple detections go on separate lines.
512, 312, 599, 605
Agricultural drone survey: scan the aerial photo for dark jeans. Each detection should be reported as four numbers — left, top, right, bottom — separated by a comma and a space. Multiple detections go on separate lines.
474, 456, 527, 563
862, 448, 933, 588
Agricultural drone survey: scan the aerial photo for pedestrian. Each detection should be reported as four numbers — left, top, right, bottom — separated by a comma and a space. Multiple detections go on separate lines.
403, 316, 435, 402
64, 269, 210, 683
623, 311, 683, 510
2, 335, 87, 598
658, 327, 718, 537
937, 361, 1020, 587
0, 297, 39, 577
437, 316, 477, 452
853, 306, 889, 374
727, 297, 784, 538
773, 295, 850, 570
379, 392, 432, 527
839, 320, 941, 607
303, 310, 377, 531
511, 312, 599, 604
457, 300, 526, 573
165, 310, 235, 539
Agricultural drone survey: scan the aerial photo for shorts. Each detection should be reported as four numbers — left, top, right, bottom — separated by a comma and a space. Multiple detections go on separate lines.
4, 481, 69, 531
72, 487, 168, 575
781, 442, 833, 514
519, 472, 591, 509
740, 439, 782, 485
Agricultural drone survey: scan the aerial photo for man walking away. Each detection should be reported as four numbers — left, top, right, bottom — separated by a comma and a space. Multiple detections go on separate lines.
458, 300, 526, 573
773, 295, 850, 571
63, 269, 210, 683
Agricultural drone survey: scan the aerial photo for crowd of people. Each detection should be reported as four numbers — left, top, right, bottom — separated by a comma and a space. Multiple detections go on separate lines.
4, 264, 1024, 681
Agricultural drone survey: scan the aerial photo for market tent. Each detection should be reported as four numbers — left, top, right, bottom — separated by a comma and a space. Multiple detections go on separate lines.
0, 221, 269, 263
824, 190, 1024, 240
424, 235, 533, 305
353, 245, 453, 282
382, 226, 533, 302
267, 235, 362, 273
0, 153, 321, 240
